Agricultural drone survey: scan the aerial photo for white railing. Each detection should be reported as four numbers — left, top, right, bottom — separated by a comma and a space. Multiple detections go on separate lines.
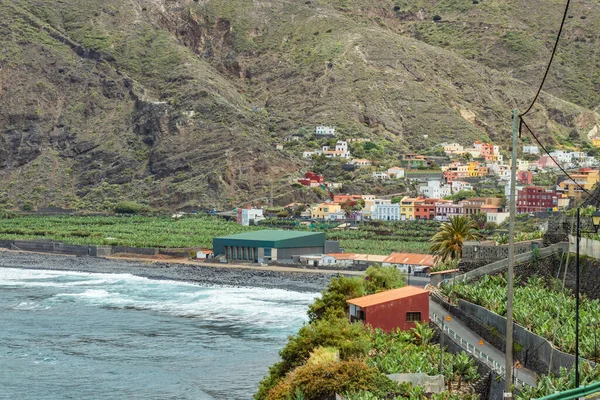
431, 312, 530, 388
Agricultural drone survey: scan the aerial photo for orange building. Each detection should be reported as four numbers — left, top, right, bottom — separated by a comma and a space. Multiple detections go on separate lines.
414, 198, 438, 220
333, 194, 363, 203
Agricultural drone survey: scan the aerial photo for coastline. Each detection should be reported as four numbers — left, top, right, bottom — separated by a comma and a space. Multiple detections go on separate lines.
0, 249, 337, 293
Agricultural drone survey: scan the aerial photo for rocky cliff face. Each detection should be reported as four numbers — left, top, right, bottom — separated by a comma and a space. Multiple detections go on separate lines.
0, 0, 599, 210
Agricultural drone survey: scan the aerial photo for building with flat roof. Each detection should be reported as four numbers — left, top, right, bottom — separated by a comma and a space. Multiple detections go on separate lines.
213, 230, 329, 262
347, 286, 430, 332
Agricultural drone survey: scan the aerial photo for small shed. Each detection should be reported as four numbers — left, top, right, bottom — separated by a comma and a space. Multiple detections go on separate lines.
346, 286, 430, 332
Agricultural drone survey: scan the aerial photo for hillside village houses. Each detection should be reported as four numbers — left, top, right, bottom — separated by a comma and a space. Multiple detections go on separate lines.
523, 145, 540, 154
315, 125, 336, 138
282, 133, 600, 225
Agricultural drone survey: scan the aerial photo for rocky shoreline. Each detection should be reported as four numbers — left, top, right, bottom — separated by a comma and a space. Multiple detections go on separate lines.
0, 251, 333, 293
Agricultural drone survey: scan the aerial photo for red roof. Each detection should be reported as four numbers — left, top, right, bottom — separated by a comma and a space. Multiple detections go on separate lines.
383, 252, 435, 267
347, 286, 429, 308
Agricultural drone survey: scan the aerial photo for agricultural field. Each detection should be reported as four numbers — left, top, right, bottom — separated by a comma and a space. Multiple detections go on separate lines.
446, 275, 600, 359
0, 215, 437, 254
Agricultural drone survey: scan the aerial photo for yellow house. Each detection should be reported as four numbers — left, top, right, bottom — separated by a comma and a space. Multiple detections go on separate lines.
400, 196, 422, 220
311, 203, 342, 219
592, 139, 600, 147
558, 168, 600, 199
467, 162, 479, 177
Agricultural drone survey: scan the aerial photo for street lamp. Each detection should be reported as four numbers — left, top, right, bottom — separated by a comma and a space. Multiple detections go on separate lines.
575, 208, 600, 388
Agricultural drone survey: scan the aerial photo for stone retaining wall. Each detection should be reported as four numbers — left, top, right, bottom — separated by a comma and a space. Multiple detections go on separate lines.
433, 293, 579, 376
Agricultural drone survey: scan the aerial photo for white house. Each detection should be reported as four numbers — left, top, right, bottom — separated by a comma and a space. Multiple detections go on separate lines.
372, 172, 390, 180
523, 145, 539, 154
303, 151, 320, 159
451, 181, 473, 192
239, 208, 265, 226
315, 125, 336, 137
372, 203, 401, 221
328, 212, 347, 221
443, 143, 464, 154
196, 250, 214, 259
387, 167, 405, 179
549, 150, 573, 165
419, 180, 451, 198
487, 212, 510, 225
300, 254, 338, 267
322, 141, 350, 158
352, 159, 372, 166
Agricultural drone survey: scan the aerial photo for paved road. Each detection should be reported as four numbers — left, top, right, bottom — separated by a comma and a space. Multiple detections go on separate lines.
430, 300, 538, 387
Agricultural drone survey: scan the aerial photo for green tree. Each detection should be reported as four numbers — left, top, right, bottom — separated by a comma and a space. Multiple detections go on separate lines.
430, 216, 483, 262
308, 276, 365, 322
363, 265, 405, 294
470, 212, 487, 229
443, 190, 477, 202
340, 199, 365, 216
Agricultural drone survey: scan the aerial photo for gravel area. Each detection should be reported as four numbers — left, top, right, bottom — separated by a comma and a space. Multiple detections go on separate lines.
0, 250, 334, 293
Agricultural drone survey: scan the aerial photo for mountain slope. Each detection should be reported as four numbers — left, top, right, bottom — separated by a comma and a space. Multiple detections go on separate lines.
0, 0, 598, 210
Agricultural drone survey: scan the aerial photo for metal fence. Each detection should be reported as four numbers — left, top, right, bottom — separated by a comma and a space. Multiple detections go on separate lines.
431, 312, 530, 388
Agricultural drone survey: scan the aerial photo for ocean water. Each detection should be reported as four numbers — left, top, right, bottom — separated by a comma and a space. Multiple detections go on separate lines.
0, 268, 317, 400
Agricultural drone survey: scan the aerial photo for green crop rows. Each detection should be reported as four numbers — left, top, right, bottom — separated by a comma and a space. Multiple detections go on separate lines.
446, 275, 600, 359
0, 215, 437, 254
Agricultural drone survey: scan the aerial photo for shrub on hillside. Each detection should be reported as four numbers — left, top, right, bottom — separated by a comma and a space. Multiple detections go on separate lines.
308, 275, 365, 321
433, 15, 442, 21
113, 201, 148, 214
265, 360, 399, 400
255, 316, 372, 399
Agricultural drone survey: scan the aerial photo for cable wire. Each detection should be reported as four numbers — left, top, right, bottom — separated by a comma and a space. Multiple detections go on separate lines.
520, 118, 600, 203
519, 0, 571, 117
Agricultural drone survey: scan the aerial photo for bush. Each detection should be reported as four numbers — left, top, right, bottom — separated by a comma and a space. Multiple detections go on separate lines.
114, 201, 147, 214
308, 275, 365, 321
20, 201, 34, 212
265, 360, 399, 400
433, 15, 442, 21
363, 265, 405, 294
256, 316, 372, 399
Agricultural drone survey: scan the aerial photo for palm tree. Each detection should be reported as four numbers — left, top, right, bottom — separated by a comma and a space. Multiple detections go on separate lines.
430, 215, 483, 263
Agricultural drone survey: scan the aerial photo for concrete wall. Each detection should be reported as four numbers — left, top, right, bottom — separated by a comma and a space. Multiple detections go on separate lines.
572, 235, 600, 259
11, 240, 55, 253
462, 239, 543, 264
458, 299, 577, 376
277, 246, 324, 260
325, 240, 341, 254
7, 240, 106, 257
0, 240, 12, 249
455, 242, 568, 284
112, 246, 158, 256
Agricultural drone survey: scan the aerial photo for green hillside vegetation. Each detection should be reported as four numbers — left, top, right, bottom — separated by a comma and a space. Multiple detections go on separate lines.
0, 0, 599, 209
257, 268, 480, 399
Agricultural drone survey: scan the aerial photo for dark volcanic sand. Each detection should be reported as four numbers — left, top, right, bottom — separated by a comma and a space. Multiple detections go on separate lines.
0, 251, 333, 293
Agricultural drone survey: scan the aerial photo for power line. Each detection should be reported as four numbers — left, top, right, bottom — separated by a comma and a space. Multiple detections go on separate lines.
520, 118, 600, 203
519, 0, 571, 117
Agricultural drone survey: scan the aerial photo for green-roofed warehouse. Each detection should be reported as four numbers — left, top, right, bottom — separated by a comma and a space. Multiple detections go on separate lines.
213, 230, 329, 262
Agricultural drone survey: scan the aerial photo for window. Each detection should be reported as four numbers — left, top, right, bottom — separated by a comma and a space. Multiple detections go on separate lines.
406, 312, 422, 322
264, 248, 272, 257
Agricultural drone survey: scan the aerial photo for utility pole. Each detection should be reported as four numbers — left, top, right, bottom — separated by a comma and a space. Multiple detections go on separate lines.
505, 108, 518, 396
575, 207, 580, 388
270, 180, 274, 208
